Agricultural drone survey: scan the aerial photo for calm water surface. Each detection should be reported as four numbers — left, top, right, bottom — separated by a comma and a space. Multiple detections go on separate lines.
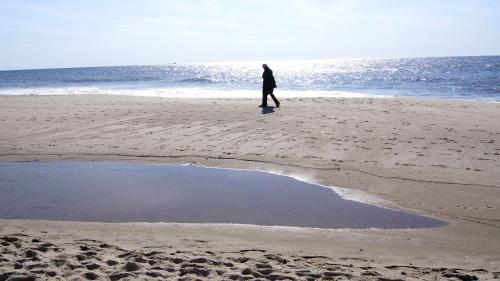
0, 162, 446, 229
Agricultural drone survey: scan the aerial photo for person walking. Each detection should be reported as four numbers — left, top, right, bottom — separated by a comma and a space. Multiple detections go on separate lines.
259, 64, 280, 108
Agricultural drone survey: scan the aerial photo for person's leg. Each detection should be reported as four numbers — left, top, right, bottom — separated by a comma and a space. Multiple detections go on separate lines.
269, 89, 280, 107
261, 89, 268, 106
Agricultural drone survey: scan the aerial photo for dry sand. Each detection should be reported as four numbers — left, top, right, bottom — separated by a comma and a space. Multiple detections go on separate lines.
0, 95, 499, 280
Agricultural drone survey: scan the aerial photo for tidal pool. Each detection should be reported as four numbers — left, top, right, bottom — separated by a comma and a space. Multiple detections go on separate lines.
0, 162, 446, 229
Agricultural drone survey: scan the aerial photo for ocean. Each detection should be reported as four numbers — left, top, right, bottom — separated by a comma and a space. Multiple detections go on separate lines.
0, 56, 498, 101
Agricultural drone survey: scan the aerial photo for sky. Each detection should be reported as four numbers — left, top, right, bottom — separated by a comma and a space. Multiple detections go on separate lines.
1, 0, 499, 70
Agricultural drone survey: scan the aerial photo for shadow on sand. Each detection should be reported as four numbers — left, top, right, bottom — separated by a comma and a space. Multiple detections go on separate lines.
261, 106, 276, 114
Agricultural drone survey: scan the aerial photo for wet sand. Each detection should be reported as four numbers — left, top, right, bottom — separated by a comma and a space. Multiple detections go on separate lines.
0, 95, 499, 279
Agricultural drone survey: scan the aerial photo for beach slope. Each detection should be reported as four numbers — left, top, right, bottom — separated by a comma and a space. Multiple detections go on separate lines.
0, 95, 499, 279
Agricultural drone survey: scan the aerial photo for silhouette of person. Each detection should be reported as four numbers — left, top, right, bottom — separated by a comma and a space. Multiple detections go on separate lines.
259, 64, 280, 108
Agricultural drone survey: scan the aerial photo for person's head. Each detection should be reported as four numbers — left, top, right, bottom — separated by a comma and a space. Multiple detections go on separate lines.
262, 64, 269, 70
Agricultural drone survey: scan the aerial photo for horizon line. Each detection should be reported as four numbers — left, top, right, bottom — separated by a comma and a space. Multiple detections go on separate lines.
1, 54, 498, 72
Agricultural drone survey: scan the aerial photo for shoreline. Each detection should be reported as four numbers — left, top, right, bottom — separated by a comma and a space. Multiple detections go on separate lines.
1, 92, 500, 104
0, 94, 499, 278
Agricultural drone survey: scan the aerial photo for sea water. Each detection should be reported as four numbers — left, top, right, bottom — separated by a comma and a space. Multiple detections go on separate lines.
0, 56, 498, 101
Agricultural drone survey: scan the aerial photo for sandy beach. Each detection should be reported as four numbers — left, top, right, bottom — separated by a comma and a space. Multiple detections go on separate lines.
0, 95, 499, 280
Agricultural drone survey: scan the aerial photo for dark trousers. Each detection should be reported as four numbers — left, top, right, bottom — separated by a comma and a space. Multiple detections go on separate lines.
262, 88, 279, 106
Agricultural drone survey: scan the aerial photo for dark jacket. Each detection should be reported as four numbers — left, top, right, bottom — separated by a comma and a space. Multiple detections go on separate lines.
262, 68, 277, 90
